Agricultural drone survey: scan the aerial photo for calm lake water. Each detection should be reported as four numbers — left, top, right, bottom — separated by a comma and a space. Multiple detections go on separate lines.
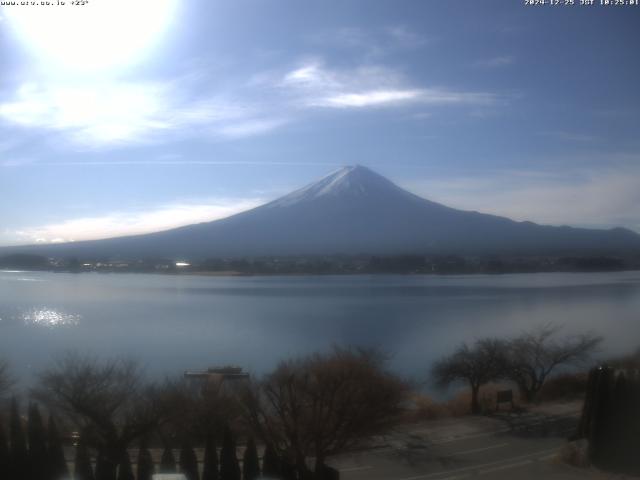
1, 270, 639, 388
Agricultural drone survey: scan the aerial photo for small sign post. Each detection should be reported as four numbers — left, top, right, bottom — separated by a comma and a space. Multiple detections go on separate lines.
496, 389, 514, 411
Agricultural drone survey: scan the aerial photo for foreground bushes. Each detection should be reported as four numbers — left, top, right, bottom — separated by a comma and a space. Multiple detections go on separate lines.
0, 347, 406, 479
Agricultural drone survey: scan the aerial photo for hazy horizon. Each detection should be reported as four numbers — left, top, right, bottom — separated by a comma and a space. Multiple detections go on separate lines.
2, 164, 639, 248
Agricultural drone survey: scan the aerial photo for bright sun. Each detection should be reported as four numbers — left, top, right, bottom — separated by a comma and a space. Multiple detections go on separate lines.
4, 0, 178, 72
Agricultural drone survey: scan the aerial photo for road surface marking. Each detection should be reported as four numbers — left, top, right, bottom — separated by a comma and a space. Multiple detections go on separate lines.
478, 458, 532, 474
339, 465, 373, 473
538, 453, 557, 461
404, 428, 512, 446
397, 447, 558, 480
444, 442, 509, 457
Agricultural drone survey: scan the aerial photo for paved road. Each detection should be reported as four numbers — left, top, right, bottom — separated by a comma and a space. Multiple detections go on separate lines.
330, 410, 592, 480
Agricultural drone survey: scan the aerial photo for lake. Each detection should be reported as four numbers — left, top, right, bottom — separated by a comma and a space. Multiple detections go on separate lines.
1, 270, 639, 388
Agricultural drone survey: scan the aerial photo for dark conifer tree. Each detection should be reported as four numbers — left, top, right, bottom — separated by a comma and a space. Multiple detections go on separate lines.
160, 445, 177, 473
116, 450, 134, 480
27, 403, 47, 480
47, 416, 69, 480
179, 441, 199, 480
242, 438, 259, 480
9, 398, 28, 480
202, 434, 219, 480
0, 420, 9, 480
94, 449, 116, 480
136, 438, 154, 480
280, 458, 296, 480
74, 443, 95, 480
219, 426, 240, 480
261, 444, 280, 478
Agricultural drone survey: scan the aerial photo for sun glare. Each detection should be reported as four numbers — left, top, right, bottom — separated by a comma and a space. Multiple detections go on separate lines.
3, 0, 178, 72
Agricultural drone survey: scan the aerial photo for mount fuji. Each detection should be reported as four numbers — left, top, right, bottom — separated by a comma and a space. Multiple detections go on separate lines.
6, 165, 640, 259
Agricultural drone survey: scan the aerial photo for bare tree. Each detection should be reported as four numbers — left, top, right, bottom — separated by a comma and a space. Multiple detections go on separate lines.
32, 353, 167, 480
241, 347, 408, 474
431, 338, 508, 414
158, 376, 243, 443
505, 324, 602, 402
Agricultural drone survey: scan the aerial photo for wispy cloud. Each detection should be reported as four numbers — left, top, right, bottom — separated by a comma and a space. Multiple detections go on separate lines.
280, 61, 499, 109
0, 56, 503, 150
320, 89, 424, 108
0, 157, 34, 167
216, 118, 289, 138
0, 79, 283, 149
6, 198, 264, 245
406, 166, 640, 232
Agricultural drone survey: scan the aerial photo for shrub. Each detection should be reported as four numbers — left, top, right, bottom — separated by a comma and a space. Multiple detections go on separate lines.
538, 372, 588, 402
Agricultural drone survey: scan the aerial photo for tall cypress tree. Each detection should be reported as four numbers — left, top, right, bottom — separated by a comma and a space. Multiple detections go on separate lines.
27, 403, 47, 480
202, 434, 219, 480
116, 450, 134, 480
47, 416, 69, 480
261, 444, 279, 478
280, 458, 296, 480
179, 441, 199, 480
0, 419, 9, 480
9, 398, 28, 480
160, 445, 177, 473
74, 443, 95, 480
242, 438, 259, 480
94, 449, 113, 480
219, 426, 240, 480
136, 438, 154, 480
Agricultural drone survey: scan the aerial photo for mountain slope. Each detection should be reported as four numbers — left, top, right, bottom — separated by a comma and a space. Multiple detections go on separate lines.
6, 165, 640, 259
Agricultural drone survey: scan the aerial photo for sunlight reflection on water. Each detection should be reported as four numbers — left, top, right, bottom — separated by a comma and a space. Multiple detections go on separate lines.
21, 308, 81, 328
0, 270, 45, 281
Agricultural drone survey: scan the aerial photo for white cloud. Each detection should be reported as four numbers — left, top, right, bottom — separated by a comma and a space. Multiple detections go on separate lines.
320, 89, 424, 108
0, 80, 282, 149
216, 118, 289, 138
8, 198, 264, 245
0, 58, 502, 150
281, 61, 499, 109
406, 167, 640, 232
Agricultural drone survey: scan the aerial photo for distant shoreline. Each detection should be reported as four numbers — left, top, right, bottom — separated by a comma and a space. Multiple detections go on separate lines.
2, 251, 640, 277
3, 266, 640, 278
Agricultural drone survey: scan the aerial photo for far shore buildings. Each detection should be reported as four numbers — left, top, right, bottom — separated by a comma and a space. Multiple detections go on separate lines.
184, 366, 250, 390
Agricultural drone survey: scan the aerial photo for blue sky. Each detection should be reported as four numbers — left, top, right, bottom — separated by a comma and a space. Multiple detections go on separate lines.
0, 0, 639, 246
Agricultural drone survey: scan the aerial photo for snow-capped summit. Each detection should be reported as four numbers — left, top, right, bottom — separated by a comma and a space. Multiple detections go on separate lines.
269, 165, 414, 207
